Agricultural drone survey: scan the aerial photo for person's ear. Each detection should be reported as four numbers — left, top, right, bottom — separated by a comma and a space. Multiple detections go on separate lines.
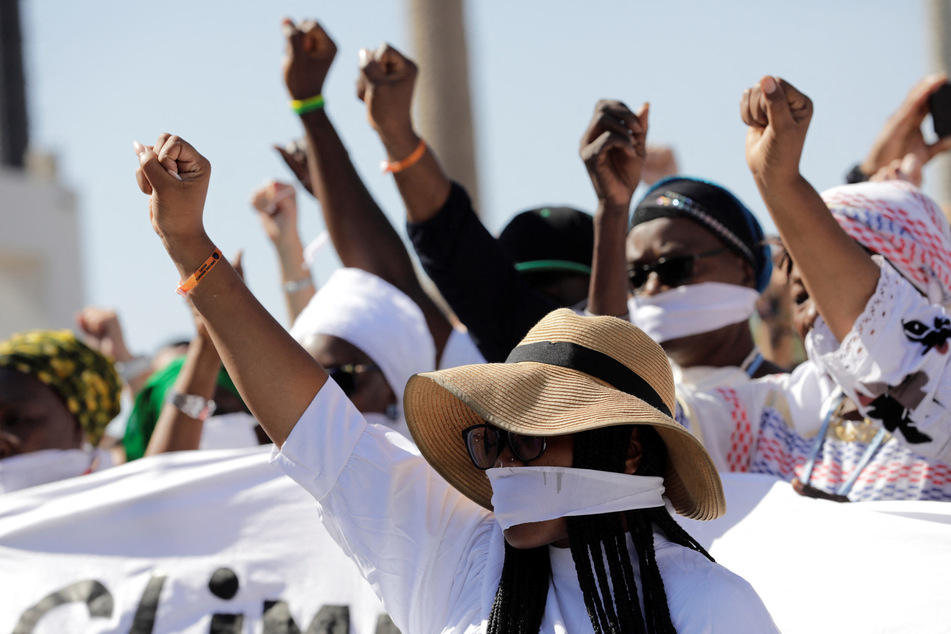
624, 428, 643, 475
741, 259, 755, 288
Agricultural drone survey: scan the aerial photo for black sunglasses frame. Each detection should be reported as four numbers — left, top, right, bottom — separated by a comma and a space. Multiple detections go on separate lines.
461, 423, 548, 470
627, 246, 732, 292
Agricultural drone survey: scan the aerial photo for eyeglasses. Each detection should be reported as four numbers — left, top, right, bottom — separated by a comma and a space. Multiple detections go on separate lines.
627, 247, 732, 292
325, 363, 381, 397
461, 423, 547, 470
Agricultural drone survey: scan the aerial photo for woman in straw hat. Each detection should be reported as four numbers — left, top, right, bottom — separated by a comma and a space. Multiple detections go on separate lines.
134, 134, 778, 633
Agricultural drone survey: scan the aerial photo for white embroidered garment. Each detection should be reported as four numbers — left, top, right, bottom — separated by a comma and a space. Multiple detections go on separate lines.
272, 380, 778, 633
678, 259, 951, 499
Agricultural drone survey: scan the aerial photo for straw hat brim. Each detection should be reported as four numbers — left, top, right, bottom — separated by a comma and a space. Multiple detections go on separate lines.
404, 360, 725, 521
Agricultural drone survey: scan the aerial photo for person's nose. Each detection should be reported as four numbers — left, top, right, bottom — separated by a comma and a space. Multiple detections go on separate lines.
638, 271, 666, 296
494, 444, 523, 469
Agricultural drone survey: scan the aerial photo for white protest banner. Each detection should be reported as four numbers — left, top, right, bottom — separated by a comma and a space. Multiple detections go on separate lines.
679, 473, 951, 634
0, 446, 395, 634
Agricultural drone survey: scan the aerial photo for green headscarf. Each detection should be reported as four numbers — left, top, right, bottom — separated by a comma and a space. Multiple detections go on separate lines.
123, 355, 241, 461
0, 330, 122, 446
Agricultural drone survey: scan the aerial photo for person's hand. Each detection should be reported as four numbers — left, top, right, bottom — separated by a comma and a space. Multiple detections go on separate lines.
580, 100, 649, 208
250, 181, 300, 246
869, 152, 924, 187
134, 134, 211, 241
741, 76, 814, 186
641, 144, 678, 186
273, 138, 314, 196
860, 74, 951, 179
282, 19, 337, 100
76, 307, 133, 362
356, 43, 418, 141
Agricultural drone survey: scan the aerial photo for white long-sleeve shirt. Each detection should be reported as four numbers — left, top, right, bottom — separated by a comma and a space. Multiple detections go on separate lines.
272, 380, 779, 633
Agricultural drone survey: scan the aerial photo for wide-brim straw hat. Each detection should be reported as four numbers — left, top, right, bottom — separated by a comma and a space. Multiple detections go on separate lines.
404, 308, 725, 521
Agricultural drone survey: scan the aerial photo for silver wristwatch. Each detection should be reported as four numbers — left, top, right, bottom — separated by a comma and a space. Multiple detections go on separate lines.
167, 392, 217, 421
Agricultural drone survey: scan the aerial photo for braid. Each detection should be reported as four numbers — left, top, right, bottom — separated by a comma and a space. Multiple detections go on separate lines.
568, 425, 650, 634
487, 542, 550, 634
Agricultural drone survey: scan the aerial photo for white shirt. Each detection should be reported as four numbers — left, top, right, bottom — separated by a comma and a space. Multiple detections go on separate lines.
678, 259, 951, 500
272, 380, 778, 633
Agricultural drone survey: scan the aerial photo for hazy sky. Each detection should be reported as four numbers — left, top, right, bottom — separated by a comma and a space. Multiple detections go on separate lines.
20, 0, 934, 353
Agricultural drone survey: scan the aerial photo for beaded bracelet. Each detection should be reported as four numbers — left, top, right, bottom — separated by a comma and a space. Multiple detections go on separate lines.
290, 94, 325, 115
176, 248, 222, 297
381, 139, 427, 174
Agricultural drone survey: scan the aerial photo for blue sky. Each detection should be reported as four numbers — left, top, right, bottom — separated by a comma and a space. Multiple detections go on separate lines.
20, 0, 933, 353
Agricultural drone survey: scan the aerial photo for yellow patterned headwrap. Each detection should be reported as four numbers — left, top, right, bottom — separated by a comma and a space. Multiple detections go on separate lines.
0, 330, 122, 446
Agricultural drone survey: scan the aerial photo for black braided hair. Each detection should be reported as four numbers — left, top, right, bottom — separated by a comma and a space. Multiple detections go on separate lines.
486, 541, 550, 634
487, 424, 712, 634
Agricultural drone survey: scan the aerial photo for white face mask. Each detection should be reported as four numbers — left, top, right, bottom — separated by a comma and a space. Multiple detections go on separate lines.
628, 282, 760, 343
487, 466, 665, 531
0, 449, 99, 494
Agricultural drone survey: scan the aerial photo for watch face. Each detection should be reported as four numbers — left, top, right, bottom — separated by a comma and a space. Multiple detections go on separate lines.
170, 393, 216, 420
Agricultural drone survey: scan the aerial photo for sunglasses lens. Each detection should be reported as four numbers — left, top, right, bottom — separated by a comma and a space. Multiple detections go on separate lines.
655, 256, 695, 287
464, 425, 501, 470
629, 268, 648, 291
328, 368, 356, 397
509, 432, 546, 463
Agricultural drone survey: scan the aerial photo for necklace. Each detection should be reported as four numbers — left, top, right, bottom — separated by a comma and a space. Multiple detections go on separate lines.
800, 391, 890, 499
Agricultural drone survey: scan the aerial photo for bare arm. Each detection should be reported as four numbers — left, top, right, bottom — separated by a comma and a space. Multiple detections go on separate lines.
250, 180, 315, 323
134, 135, 325, 448
281, 20, 451, 358
580, 99, 649, 317
741, 76, 880, 341
356, 43, 452, 223
144, 325, 220, 456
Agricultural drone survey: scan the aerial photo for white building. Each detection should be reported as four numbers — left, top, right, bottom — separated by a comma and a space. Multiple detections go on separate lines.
0, 156, 84, 339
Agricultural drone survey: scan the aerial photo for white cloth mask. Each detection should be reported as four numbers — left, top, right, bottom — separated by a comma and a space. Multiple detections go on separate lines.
487, 466, 665, 531
0, 448, 106, 494
628, 282, 760, 343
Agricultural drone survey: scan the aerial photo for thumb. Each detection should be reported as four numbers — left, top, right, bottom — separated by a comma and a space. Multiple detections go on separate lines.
760, 75, 795, 130
134, 141, 171, 188
900, 152, 924, 186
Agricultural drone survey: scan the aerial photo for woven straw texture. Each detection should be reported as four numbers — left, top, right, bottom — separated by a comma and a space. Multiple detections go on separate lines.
404, 309, 725, 521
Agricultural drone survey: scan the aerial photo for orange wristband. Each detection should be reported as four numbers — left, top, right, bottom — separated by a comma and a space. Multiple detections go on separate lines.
381, 139, 426, 174
176, 248, 222, 297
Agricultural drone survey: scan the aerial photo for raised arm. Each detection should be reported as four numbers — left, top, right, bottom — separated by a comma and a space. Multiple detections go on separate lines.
144, 308, 222, 456
580, 99, 648, 317
134, 135, 324, 447
281, 20, 451, 358
741, 76, 880, 341
854, 73, 951, 183
356, 43, 451, 222
250, 180, 315, 323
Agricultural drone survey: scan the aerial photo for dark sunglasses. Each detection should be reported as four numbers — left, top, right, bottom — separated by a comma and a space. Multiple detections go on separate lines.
627, 246, 732, 292
461, 423, 547, 470
326, 363, 381, 397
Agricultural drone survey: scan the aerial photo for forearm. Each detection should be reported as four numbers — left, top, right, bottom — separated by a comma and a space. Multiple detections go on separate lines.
145, 334, 221, 456
301, 109, 415, 282
272, 232, 314, 323
299, 109, 452, 355
377, 127, 452, 223
163, 233, 326, 447
755, 174, 879, 340
587, 201, 631, 317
